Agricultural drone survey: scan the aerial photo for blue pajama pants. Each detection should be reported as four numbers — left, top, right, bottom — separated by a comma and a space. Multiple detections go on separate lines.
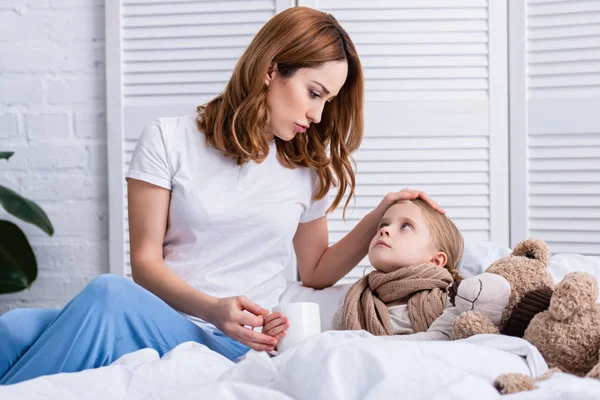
0, 274, 250, 385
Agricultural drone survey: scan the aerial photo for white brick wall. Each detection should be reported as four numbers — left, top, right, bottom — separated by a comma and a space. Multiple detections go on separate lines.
0, 0, 108, 313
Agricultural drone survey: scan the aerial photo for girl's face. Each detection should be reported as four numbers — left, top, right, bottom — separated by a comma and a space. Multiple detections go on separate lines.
264, 61, 348, 141
368, 201, 441, 273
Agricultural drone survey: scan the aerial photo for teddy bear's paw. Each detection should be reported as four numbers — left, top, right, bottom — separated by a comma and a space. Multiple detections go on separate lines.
586, 350, 600, 380
452, 311, 500, 339
550, 272, 598, 321
494, 373, 536, 394
511, 238, 550, 266
586, 363, 600, 380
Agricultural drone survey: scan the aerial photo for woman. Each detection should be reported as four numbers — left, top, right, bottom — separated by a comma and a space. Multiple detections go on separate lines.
0, 7, 443, 385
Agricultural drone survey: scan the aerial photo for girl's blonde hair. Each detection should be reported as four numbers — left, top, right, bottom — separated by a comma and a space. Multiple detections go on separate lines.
196, 7, 364, 215
411, 199, 464, 281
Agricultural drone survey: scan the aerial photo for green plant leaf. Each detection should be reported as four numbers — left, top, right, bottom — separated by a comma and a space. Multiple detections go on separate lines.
0, 185, 54, 236
0, 221, 37, 294
0, 152, 14, 161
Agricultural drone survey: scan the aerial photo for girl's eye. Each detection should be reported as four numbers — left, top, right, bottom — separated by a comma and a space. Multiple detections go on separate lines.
309, 90, 321, 99
378, 223, 388, 229
401, 223, 413, 231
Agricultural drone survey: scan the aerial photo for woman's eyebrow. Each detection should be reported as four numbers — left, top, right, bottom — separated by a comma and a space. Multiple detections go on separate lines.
310, 80, 330, 95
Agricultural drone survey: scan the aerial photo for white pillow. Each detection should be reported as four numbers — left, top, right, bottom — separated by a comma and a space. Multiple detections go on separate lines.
548, 253, 600, 302
457, 241, 512, 278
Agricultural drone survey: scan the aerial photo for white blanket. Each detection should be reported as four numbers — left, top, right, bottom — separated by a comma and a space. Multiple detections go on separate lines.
2, 331, 599, 400
222, 332, 548, 400
0, 332, 544, 400
2, 243, 600, 399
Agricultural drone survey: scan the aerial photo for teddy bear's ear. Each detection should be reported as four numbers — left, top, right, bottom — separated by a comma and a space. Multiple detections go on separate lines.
549, 272, 598, 321
511, 238, 550, 266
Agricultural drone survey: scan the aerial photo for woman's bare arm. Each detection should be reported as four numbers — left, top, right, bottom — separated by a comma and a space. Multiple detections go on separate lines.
293, 212, 378, 290
127, 178, 277, 350
127, 178, 218, 320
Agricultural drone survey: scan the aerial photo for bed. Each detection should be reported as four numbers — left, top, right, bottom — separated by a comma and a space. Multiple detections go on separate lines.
2, 242, 600, 399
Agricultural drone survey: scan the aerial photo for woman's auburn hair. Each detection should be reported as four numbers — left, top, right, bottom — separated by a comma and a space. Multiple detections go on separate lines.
196, 6, 364, 215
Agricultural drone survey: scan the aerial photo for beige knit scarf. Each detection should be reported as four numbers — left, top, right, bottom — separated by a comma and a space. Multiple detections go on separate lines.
343, 263, 453, 335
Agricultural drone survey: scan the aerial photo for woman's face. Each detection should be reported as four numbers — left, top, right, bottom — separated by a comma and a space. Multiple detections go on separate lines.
264, 61, 348, 141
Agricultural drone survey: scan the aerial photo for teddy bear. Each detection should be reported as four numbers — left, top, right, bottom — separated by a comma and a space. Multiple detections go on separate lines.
449, 237, 600, 394
494, 271, 600, 394
524, 271, 600, 378
450, 238, 555, 340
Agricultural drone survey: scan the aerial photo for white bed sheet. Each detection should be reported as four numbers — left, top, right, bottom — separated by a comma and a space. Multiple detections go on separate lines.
2, 242, 600, 399
2, 331, 599, 400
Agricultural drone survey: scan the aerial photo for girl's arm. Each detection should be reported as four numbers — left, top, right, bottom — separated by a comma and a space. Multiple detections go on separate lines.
295, 188, 444, 290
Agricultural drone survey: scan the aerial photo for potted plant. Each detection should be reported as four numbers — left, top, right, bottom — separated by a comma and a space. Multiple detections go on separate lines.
0, 151, 54, 294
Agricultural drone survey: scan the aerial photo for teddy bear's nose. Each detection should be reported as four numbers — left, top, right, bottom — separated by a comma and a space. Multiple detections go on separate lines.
448, 281, 461, 307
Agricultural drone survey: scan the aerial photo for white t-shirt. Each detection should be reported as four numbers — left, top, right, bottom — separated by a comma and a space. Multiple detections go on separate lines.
387, 304, 415, 335
125, 114, 329, 311
387, 302, 456, 338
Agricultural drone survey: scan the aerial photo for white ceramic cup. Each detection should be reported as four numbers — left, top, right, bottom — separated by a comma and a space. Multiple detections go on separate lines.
272, 302, 321, 352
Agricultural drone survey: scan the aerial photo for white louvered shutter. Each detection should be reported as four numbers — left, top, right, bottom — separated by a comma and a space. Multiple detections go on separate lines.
298, 0, 510, 284
106, 0, 294, 276
509, 0, 600, 255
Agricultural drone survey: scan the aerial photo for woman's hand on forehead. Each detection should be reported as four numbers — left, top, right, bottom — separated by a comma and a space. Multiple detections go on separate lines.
374, 188, 445, 218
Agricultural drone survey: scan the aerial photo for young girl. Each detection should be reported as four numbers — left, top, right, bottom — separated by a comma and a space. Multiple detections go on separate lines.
330, 198, 464, 337
262, 198, 463, 343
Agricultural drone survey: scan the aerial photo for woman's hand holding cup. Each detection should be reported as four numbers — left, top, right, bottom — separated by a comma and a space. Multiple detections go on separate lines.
208, 295, 278, 352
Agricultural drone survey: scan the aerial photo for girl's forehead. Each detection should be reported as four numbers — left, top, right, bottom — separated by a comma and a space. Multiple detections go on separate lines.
384, 202, 423, 220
